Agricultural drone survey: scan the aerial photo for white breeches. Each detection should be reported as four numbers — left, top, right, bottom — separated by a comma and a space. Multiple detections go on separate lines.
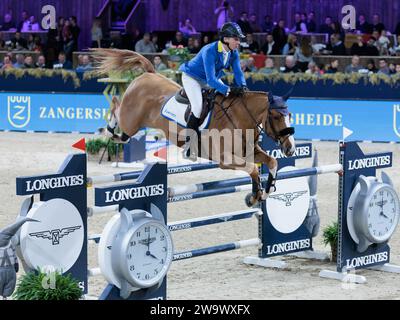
181, 72, 224, 118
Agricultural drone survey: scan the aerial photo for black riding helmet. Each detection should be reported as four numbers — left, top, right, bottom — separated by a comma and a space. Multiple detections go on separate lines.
219, 22, 246, 44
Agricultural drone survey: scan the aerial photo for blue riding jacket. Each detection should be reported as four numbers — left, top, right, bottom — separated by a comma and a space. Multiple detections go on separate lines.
179, 41, 246, 96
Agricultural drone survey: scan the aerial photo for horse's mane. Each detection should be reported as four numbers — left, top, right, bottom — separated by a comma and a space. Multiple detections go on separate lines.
91, 48, 156, 76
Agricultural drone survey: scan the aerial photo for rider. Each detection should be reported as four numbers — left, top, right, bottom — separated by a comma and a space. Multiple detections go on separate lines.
179, 22, 249, 159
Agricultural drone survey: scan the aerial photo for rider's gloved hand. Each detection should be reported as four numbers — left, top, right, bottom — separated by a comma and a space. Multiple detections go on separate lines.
230, 86, 248, 96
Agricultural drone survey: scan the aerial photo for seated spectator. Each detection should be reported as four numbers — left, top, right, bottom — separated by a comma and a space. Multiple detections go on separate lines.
282, 34, 298, 55
24, 55, 35, 68
272, 19, 287, 53
21, 16, 40, 32
389, 63, 396, 75
377, 30, 391, 55
377, 58, 390, 75
294, 37, 313, 72
151, 33, 161, 52
27, 34, 35, 51
261, 34, 280, 55
76, 55, 93, 72
395, 64, 400, 74
246, 57, 257, 72
53, 52, 73, 70
240, 59, 251, 72
262, 15, 273, 33
345, 55, 362, 73
248, 14, 261, 33
187, 37, 200, 54
237, 12, 253, 35
11, 32, 27, 50
13, 54, 25, 68
179, 18, 197, 38
311, 36, 326, 54
351, 36, 368, 56
305, 61, 320, 75
36, 55, 47, 69
319, 16, 333, 34
259, 58, 276, 74
1, 13, 17, 31
365, 37, 380, 56
202, 35, 210, 47
372, 14, 385, 34
356, 15, 372, 34
325, 59, 339, 74
192, 38, 202, 53
91, 19, 103, 48
171, 31, 188, 47
281, 55, 300, 73
306, 12, 317, 33
291, 12, 307, 33
366, 59, 378, 73
326, 34, 347, 55
1, 55, 13, 70
135, 32, 156, 53
242, 33, 259, 54
153, 56, 167, 72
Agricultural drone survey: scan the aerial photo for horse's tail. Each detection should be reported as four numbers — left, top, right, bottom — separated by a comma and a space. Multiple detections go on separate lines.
91, 48, 156, 75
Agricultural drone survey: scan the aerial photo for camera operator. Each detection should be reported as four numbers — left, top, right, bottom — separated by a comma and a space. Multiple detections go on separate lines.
215, 0, 234, 30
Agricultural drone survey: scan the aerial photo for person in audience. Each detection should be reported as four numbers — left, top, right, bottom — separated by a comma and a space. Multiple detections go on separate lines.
261, 33, 280, 55
1, 55, 14, 70
36, 55, 47, 69
390, 35, 400, 55
281, 55, 300, 73
325, 59, 339, 73
291, 12, 307, 33
372, 14, 385, 34
76, 55, 93, 72
91, 19, 103, 48
272, 19, 287, 53
351, 36, 368, 56
0, 32, 5, 50
17, 10, 29, 32
69, 16, 80, 52
306, 12, 317, 33
215, 0, 235, 30
1, 13, 17, 31
191, 38, 202, 53
23, 55, 35, 68
365, 36, 380, 56
389, 63, 396, 74
258, 57, 276, 74
237, 12, 252, 35
326, 33, 347, 55
21, 16, 40, 32
53, 52, 73, 70
305, 61, 320, 75
13, 53, 25, 68
366, 59, 378, 73
151, 33, 161, 52
153, 56, 167, 72
248, 14, 261, 33
377, 30, 391, 55
179, 18, 197, 38
294, 37, 313, 72
171, 31, 188, 47
242, 33, 259, 53
135, 32, 156, 53
319, 16, 333, 34
261, 15, 273, 33
11, 32, 27, 50
356, 14, 372, 34
246, 57, 257, 72
395, 64, 400, 74
240, 59, 250, 72
187, 37, 199, 54
345, 55, 362, 73
377, 58, 390, 75
202, 35, 210, 47
282, 33, 298, 55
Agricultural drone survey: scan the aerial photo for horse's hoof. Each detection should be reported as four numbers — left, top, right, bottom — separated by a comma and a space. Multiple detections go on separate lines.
245, 193, 258, 207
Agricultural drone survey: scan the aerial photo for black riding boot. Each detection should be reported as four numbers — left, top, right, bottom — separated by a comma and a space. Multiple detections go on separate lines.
184, 114, 201, 161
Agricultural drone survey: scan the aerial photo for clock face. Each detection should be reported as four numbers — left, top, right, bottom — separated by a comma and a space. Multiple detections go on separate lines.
367, 186, 400, 242
125, 221, 173, 285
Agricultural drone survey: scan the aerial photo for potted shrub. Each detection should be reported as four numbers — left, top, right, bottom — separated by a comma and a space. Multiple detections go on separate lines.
322, 221, 338, 263
13, 269, 83, 300
86, 138, 106, 161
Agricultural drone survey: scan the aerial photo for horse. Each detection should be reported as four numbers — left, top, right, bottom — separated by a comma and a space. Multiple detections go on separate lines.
92, 49, 295, 206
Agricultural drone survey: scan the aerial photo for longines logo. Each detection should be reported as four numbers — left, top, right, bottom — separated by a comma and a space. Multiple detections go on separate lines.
8, 96, 31, 128
269, 191, 308, 206
29, 226, 81, 245
394, 104, 400, 139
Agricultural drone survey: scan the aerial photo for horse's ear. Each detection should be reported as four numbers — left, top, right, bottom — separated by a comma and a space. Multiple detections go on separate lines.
282, 87, 294, 101
268, 92, 274, 104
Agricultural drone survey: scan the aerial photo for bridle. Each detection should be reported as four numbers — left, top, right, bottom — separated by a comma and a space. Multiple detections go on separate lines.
213, 93, 295, 147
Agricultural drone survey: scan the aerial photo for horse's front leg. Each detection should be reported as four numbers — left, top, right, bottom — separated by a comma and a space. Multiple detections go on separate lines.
254, 145, 278, 198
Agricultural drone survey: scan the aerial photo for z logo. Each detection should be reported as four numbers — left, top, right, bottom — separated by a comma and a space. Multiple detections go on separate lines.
7, 96, 31, 128
394, 105, 400, 139
269, 191, 308, 206
29, 226, 81, 245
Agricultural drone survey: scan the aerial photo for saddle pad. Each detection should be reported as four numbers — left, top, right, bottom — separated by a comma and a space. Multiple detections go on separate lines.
161, 96, 212, 130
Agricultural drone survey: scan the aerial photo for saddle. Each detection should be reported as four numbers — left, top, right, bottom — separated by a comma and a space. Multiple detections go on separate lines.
175, 88, 217, 125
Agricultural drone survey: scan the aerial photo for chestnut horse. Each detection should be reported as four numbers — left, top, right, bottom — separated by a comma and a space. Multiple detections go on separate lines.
92, 49, 295, 206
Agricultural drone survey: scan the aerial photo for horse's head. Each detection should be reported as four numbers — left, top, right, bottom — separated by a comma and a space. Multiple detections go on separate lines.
265, 91, 296, 157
